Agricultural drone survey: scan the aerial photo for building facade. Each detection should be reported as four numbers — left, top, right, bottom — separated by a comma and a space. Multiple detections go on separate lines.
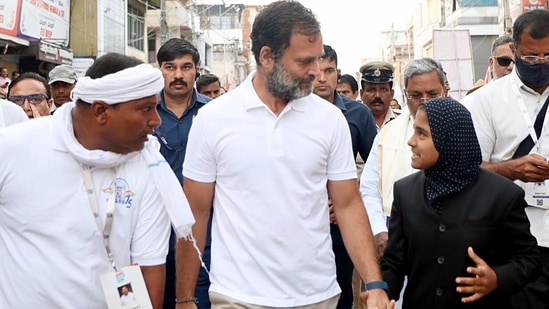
0, 0, 73, 77
0, 0, 154, 79
71, 0, 149, 76
391, 0, 548, 99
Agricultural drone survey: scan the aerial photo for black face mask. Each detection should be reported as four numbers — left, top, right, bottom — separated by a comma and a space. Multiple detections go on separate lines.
514, 55, 549, 88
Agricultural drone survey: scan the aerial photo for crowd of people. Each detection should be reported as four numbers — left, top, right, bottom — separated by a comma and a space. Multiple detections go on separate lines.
1, 1, 549, 309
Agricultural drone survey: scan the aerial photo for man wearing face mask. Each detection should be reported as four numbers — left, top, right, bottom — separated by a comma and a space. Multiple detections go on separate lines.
466, 9, 549, 309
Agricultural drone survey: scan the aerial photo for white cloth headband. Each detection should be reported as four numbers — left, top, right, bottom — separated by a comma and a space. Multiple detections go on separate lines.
71, 63, 164, 104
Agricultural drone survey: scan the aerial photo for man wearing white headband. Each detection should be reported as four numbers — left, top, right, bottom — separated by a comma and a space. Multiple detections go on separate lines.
0, 53, 195, 308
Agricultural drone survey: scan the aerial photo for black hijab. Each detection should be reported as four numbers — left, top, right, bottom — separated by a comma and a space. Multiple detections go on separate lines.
422, 98, 482, 206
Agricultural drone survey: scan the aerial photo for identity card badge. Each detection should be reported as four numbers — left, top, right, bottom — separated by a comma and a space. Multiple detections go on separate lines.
100, 264, 153, 309
524, 180, 549, 210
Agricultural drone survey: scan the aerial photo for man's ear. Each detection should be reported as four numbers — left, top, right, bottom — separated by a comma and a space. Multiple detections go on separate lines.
259, 46, 275, 69
91, 101, 110, 124
195, 71, 201, 80
510, 42, 516, 55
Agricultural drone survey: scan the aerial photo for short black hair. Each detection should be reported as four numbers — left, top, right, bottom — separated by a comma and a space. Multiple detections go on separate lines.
321, 45, 338, 66
338, 74, 358, 93
85, 53, 143, 79
156, 38, 200, 67
513, 9, 549, 46
251, 0, 320, 65
7, 72, 51, 99
196, 73, 220, 93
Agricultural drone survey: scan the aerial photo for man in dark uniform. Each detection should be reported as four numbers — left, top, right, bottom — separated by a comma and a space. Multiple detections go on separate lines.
360, 61, 396, 131
313, 44, 377, 309
155, 38, 211, 309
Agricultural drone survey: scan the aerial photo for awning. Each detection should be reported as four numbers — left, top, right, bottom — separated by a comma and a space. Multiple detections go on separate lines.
23, 41, 74, 65
0, 33, 30, 47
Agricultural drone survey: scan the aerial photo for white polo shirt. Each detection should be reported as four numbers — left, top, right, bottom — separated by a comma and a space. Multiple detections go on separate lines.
465, 68, 549, 247
183, 71, 357, 307
0, 117, 170, 308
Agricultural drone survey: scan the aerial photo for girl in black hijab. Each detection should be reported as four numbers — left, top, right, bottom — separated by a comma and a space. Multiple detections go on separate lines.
381, 98, 540, 309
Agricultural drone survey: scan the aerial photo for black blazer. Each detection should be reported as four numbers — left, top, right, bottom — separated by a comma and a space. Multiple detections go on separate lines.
382, 169, 541, 309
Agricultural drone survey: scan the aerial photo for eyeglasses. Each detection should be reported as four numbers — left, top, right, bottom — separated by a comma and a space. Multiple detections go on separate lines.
406, 92, 442, 102
519, 55, 549, 65
8, 94, 49, 106
493, 56, 515, 67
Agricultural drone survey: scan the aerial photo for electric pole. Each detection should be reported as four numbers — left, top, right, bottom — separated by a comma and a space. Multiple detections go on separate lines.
502, 0, 513, 35
160, 0, 168, 45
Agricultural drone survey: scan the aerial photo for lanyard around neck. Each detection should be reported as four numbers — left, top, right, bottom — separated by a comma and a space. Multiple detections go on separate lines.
511, 80, 549, 151
80, 164, 118, 271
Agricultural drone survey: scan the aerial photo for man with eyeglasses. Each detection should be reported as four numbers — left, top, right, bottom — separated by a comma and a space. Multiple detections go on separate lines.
7, 72, 53, 118
489, 35, 515, 80
359, 58, 446, 308
466, 9, 549, 309
462, 36, 514, 101
461, 36, 515, 103
155, 38, 211, 309
361, 57, 446, 261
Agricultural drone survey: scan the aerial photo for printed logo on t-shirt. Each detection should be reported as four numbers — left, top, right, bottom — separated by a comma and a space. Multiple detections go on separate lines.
105, 178, 135, 208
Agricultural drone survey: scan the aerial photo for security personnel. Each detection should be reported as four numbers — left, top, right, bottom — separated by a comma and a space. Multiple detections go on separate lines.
313, 45, 377, 308
360, 61, 396, 131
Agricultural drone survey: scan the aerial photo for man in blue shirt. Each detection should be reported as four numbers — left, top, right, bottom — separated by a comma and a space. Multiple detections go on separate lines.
313, 44, 377, 309
155, 38, 211, 309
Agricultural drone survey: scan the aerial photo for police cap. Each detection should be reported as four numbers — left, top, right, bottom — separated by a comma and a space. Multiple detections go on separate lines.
360, 61, 394, 84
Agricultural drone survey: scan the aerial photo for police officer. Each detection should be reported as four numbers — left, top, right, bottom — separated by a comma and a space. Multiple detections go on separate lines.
360, 61, 396, 131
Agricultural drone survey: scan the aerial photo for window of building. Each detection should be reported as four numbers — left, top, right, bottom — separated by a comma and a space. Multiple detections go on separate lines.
148, 34, 156, 63
459, 0, 497, 7
104, 0, 125, 54
128, 6, 145, 51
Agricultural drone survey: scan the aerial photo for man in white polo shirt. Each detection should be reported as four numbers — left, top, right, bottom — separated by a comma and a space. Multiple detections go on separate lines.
175, 1, 392, 309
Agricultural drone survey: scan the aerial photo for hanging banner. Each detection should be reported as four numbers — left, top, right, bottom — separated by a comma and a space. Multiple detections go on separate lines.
523, 0, 548, 11
19, 0, 70, 46
0, 0, 21, 37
